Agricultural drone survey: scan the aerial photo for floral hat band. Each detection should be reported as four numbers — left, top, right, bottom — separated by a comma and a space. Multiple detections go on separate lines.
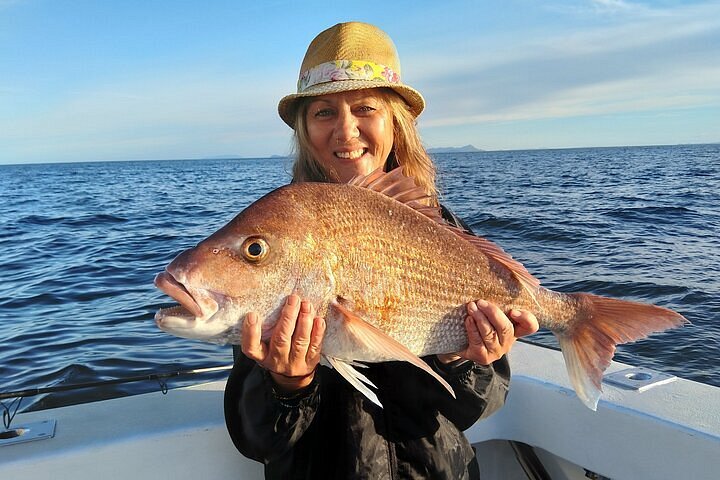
278, 22, 425, 128
298, 60, 401, 93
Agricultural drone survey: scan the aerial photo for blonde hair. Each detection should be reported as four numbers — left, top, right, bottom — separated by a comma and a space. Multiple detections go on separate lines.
290, 88, 438, 205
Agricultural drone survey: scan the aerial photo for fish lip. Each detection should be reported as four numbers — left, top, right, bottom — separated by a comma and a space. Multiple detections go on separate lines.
154, 270, 217, 319
154, 305, 196, 331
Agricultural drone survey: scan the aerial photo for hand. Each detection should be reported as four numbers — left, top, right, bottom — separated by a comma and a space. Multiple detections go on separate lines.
241, 293, 326, 392
438, 299, 539, 366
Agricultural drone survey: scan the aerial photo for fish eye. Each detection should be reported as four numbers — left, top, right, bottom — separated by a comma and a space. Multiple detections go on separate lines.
241, 237, 269, 263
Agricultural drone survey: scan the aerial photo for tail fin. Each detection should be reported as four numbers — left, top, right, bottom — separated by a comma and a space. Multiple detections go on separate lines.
556, 293, 687, 410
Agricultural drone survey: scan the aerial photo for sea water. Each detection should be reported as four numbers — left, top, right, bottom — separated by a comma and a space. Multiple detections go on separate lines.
1, 144, 718, 410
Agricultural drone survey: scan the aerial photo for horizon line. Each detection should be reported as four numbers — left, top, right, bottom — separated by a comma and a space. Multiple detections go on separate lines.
1, 142, 718, 167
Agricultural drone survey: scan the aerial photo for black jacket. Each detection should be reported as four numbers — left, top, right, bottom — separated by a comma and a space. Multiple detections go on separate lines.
225, 354, 510, 479
224, 206, 511, 479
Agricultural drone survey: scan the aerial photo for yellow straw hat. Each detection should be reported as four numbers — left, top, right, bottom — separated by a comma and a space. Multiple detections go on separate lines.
278, 22, 425, 128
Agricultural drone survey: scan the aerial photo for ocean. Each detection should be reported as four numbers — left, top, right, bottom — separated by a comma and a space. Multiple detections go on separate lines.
1, 144, 718, 411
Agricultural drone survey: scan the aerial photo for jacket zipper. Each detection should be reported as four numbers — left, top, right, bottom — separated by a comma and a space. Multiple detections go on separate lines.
385, 436, 397, 479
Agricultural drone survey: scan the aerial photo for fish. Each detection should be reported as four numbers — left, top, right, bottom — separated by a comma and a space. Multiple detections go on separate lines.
154, 168, 686, 410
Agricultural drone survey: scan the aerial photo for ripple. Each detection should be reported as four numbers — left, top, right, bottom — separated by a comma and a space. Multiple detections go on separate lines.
560, 278, 690, 299
600, 205, 700, 224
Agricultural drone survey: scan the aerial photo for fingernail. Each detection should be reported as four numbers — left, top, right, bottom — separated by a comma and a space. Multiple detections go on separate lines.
509, 309, 521, 318
246, 313, 256, 325
477, 299, 489, 308
287, 295, 299, 306
467, 302, 478, 312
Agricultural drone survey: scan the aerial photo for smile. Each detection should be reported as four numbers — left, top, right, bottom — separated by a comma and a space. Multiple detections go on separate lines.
335, 148, 366, 160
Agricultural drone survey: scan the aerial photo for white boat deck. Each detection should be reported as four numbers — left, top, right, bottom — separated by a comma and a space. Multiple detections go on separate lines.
2, 342, 719, 479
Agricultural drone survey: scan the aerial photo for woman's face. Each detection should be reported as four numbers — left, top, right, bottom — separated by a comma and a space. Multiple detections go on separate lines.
305, 90, 394, 183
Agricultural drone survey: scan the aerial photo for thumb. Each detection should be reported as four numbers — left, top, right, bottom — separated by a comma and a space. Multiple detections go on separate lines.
509, 309, 540, 338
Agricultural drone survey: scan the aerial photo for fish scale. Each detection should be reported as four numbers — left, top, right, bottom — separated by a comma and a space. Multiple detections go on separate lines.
330, 188, 501, 353
324, 193, 470, 353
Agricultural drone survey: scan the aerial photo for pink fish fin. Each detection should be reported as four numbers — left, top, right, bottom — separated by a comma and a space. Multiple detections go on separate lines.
331, 300, 456, 400
556, 292, 687, 410
406, 202, 447, 222
349, 165, 405, 189
392, 189, 432, 204
450, 226, 541, 303
325, 356, 382, 408
348, 166, 386, 187
349, 167, 431, 203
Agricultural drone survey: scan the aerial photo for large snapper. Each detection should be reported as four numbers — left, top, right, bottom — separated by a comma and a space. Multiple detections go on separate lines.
154, 168, 685, 409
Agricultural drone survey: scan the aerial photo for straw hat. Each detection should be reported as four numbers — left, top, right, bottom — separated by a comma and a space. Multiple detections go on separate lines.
278, 22, 425, 128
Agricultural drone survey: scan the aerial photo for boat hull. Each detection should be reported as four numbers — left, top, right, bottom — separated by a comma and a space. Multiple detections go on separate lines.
1, 342, 718, 480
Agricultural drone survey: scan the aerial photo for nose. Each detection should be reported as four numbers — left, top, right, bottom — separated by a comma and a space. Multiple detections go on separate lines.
334, 108, 359, 143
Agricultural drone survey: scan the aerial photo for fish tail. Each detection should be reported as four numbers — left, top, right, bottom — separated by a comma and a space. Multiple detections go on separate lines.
555, 292, 687, 411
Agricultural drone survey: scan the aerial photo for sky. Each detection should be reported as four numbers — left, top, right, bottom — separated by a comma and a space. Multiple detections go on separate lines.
1, 0, 719, 164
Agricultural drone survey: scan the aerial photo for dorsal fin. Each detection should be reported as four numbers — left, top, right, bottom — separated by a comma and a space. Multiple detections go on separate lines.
349, 167, 430, 203
447, 225, 541, 298
347, 167, 541, 300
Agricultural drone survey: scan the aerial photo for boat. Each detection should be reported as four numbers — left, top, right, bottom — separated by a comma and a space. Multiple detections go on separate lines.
1, 341, 718, 479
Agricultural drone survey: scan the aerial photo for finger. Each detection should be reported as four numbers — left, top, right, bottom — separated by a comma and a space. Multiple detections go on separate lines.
474, 315, 501, 356
289, 301, 315, 363
468, 301, 498, 349
270, 294, 302, 357
465, 304, 489, 348
241, 312, 267, 362
306, 315, 326, 365
462, 314, 489, 363
509, 309, 540, 338
475, 299, 514, 347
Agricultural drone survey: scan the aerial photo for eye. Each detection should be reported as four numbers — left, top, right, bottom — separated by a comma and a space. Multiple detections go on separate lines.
314, 108, 334, 118
241, 237, 269, 263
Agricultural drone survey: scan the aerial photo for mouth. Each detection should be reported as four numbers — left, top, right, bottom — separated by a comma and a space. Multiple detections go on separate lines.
334, 148, 367, 160
154, 271, 218, 320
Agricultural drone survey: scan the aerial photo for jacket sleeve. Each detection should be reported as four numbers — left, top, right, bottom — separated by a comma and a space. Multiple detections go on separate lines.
223, 351, 321, 462
430, 355, 511, 430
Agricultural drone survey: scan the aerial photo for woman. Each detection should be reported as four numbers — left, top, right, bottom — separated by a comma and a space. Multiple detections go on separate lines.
225, 22, 539, 479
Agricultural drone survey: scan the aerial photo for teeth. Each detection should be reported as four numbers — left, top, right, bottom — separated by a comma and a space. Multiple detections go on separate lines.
335, 149, 365, 159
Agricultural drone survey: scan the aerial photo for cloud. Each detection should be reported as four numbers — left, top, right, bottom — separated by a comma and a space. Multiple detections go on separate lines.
590, 0, 642, 13
548, 0, 656, 17
422, 67, 720, 127
412, 2, 720, 129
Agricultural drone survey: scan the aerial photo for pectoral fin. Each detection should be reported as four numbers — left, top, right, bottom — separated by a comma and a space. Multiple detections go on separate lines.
330, 300, 456, 402
326, 356, 382, 408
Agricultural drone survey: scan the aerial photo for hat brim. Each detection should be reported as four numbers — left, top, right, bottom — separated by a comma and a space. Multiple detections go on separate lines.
278, 79, 425, 128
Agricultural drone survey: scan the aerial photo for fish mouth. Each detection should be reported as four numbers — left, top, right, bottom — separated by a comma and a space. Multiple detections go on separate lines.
154, 271, 219, 320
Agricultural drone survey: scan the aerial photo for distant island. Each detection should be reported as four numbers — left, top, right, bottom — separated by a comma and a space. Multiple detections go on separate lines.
426, 144, 483, 154
201, 154, 290, 160
202, 146, 484, 160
